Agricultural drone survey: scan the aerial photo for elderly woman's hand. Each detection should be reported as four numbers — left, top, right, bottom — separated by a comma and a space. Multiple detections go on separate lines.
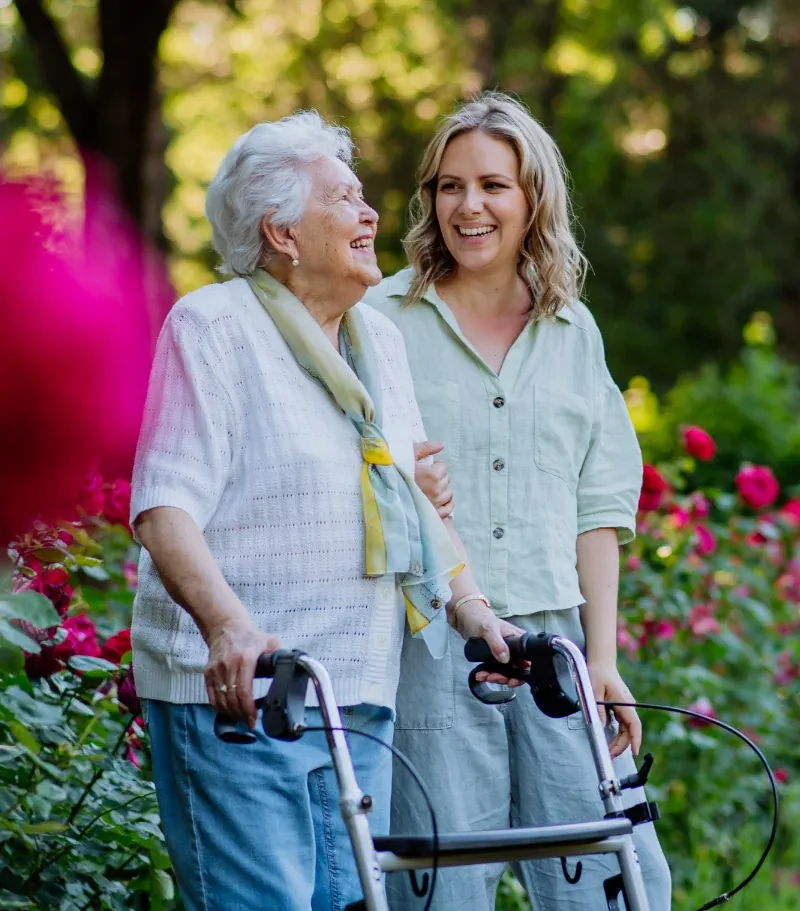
204, 615, 282, 729
453, 599, 528, 687
414, 440, 454, 519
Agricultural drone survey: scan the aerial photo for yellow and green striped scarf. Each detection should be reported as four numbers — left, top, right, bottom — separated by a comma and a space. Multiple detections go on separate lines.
248, 269, 462, 658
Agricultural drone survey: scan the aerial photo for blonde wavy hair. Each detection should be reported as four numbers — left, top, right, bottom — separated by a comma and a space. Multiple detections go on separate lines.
403, 92, 587, 318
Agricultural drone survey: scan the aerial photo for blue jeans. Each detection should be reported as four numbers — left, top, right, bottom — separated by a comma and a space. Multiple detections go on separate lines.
145, 701, 394, 911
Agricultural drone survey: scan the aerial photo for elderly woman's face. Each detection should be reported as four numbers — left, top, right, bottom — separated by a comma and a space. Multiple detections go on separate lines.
294, 157, 381, 292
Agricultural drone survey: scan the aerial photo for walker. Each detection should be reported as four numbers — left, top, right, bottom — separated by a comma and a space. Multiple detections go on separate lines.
214, 634, 655, 911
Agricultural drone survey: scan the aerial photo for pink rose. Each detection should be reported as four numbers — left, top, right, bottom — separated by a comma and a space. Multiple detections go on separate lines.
774, 768, 790, 785
686, 697, 716, 728
668, 506, 690, 530
736, 465, 779, 510
688, 491, 710, 518
639, 465, 667, 513
689, 604, 720, 637
779, 498, 800, 527
24, 612, 99, 678
681, 426, 716, 461
693, 524, 716, 556
75, 472, 106, 518
123, 561, 138, 589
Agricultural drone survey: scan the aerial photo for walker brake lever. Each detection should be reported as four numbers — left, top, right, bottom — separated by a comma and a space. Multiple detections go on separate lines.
464, 638, 530, 704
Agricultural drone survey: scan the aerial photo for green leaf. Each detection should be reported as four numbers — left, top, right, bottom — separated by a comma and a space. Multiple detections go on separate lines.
0, 620, 40, 653
0, 591, 60, 628
20, 820, 66, 834
8, 721, 40, 755
0, 641, 24, 674
66, 655, 118, 678
2, 687, 64, 727
152, 869, 175, 901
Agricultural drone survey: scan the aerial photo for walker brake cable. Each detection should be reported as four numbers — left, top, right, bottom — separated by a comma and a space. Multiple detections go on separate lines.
600, 701, 779, 911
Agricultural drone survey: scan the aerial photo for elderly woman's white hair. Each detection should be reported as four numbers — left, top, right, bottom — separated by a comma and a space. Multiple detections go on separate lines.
206, 111, 354, 276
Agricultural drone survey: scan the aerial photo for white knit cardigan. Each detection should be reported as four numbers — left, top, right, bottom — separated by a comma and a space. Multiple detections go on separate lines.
130, 278, 425, 709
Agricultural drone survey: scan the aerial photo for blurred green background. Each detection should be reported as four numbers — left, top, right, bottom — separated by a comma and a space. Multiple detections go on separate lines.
3, 0, 800, 391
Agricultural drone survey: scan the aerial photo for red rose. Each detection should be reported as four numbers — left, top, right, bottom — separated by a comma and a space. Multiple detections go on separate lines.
30, 566, 74, 616
101, 629, 132, 665
775, 768, 790, 785
736, 465, 779, 510
638, 465, 667, 513
103, 478, 132, 528
681, 426, 716, 461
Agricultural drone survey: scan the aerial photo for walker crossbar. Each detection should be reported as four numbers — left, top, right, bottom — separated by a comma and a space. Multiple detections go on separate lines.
214, 641, 653, 911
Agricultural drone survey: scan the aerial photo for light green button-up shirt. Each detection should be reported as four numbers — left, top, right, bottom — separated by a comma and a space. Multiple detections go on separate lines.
364, 268, 643, 618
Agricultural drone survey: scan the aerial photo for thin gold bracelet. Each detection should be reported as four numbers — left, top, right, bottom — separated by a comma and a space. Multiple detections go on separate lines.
451, 592, 491, 624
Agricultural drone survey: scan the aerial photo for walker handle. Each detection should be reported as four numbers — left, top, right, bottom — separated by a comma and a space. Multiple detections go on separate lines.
212, 649, 288, 744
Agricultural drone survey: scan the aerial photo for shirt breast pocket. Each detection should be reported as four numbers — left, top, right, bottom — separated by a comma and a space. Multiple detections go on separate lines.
414, 380, 461, 465
533, 385, 592, 492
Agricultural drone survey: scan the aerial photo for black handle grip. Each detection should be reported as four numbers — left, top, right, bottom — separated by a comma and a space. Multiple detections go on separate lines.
464, 634, 527, 664
213, 649, 285, 743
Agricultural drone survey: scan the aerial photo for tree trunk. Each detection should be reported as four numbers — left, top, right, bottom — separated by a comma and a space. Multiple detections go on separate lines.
14, 0, 177, 251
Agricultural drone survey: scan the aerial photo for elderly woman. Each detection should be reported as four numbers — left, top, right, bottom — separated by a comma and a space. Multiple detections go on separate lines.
366, 93, 672, 910
130, 111, 517, 911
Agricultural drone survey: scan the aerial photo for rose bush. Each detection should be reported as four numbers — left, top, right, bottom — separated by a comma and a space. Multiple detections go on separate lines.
0, 474, 176, 910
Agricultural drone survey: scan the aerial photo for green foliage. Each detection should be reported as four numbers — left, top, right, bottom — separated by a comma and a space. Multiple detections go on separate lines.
639, 314, 800, 489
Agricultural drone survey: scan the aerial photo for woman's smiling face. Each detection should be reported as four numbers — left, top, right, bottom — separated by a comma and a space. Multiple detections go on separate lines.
435, 130, 531, 276
292, 156, 381, 294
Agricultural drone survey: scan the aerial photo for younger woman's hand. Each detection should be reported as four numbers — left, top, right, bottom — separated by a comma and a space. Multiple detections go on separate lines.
588, 662, 642, 758
453, 599, 528, 687
414, 440, 454, 519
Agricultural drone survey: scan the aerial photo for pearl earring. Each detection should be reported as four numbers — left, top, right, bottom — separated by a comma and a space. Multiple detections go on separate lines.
292, 258, 299, 267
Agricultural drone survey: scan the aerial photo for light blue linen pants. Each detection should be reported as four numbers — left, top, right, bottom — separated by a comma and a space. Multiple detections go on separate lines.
145, 700, 394, 911
388, 608, 672, 911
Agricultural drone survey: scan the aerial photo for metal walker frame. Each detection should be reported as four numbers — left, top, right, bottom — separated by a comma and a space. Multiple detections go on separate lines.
215, 637, 653, 911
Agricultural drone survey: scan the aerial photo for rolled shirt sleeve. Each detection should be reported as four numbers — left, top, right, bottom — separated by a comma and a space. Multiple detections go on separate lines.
576, 342, 643, 545
130, 308, 237, 534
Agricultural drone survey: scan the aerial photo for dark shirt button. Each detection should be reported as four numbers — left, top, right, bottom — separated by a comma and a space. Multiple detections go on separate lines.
493, 459, 505, 472
493, 527, 505, 539
431, 598, 443, 610
493, 396, 505, 408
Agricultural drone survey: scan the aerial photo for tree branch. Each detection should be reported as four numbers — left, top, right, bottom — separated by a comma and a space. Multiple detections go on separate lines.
13, 0, 92, 144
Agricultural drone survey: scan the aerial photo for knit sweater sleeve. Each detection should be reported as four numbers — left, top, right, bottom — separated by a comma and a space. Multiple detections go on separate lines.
130, 305, 236, 534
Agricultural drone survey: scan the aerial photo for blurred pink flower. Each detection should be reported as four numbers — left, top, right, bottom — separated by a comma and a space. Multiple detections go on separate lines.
626, 554, 642, 571
0, 178, 167, 542
617, 624, 640, 657
123, 561, 139, 590
688, 491, 710, 518
779, 498, 800, 527
689, 604, 720, 637
668, 506, 690, 530
774, 768, 790, 785
681, 426, 716, 461
736, 465, 779, 510
693, 524, 716, 556
74, 472, 106, 518
686, 697, 716, 727
24, 612, 100, 677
